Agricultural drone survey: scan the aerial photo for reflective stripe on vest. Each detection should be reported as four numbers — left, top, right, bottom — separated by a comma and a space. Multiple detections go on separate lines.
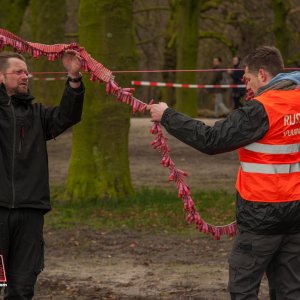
241, 161, 300, 174
244, 142, 300, 154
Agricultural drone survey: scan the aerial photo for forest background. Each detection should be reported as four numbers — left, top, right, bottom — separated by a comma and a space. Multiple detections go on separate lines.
0, 1, 300, 298
1, 0, 299, 201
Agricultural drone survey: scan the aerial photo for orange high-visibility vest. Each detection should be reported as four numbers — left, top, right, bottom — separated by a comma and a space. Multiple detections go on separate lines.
236, 90, 300, 202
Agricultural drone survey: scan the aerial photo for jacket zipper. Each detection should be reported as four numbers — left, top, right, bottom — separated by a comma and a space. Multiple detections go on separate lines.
9, 97, 16, 208
18, 127, 24, 153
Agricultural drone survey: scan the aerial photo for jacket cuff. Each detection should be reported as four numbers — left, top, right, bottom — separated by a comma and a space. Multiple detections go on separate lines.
66, 81, 85, 94
161, 107, 174, 126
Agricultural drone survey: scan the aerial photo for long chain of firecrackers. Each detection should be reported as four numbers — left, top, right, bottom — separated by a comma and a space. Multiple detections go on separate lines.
0, 28, 258, 240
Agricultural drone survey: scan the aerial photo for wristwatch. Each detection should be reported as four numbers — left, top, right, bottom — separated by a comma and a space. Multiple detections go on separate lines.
67, 72, 82, 83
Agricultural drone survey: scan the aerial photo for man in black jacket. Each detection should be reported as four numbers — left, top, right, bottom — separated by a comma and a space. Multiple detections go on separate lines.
147, 46, 300, 299
0, 51, 84, 299
228, 56, 245, 109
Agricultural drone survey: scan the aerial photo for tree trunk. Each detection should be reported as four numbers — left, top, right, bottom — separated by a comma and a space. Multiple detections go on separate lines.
175, 0, 199, 117
0, 0, 29, 34
271, 0, 291, 64
67, 0, 136, 201
161, 0, 177, 108
29, 0, 67, 105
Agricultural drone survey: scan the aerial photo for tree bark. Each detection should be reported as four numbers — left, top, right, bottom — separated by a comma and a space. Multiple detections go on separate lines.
0, 0, 29, 34
161, 0, 177, 107
271, 0, 291, 64
175, 0, 199, 117
67, 0, 136, 201
28, 0, 67, 106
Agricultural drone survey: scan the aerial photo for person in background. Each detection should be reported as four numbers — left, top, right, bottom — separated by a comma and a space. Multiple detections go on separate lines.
210, 57, 230, 117
228, 56, 246, 109
147, 46, 300, 299
0, 50, 84, 299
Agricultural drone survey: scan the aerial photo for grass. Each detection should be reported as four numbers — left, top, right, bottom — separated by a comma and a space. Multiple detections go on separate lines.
46, 187, 236, 234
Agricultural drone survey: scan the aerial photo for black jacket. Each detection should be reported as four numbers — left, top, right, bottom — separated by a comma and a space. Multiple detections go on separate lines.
229, 65, 246, 98
0, 82, 84, 212
161, 80, 300, 234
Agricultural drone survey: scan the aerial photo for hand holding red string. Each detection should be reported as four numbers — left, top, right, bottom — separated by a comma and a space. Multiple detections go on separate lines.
147, 102, 169, 122
62, 49, 82, 76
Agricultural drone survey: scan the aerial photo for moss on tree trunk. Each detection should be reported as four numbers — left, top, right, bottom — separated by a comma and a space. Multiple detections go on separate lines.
29, 0, 67, 105
175, 0, 199, 117
66, 0, 136, 201
161, 0, 177, 107
271, 0, 290, 64
0, 0, 29, 34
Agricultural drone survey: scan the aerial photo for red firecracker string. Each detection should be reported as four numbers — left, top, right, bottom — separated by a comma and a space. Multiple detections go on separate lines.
148, 122, 237, 240
0, 28, 241, 239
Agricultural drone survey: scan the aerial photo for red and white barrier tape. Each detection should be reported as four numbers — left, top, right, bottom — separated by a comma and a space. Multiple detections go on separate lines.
31, 77, 246, 90
132, 80, 245, 89
31, 76, 66, 81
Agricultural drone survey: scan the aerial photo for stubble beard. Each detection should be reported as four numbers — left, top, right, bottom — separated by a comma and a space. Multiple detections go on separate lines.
13, 83, 28, 95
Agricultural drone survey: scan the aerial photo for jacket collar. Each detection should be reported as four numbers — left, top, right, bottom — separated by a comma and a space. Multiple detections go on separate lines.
0, 83, 34, 105
256, 80, 298, 96
256, 71, 300, 96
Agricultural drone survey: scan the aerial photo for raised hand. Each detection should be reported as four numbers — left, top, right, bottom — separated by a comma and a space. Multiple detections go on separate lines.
62, 49, 82, 76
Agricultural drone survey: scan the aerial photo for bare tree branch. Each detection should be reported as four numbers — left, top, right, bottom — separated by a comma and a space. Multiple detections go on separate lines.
200, 0, 222, 12
289, 6, 300, 14
133, 7, 170, 14
199, 30, 236, 54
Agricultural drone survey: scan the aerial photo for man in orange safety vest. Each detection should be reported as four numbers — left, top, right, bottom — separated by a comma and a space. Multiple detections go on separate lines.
147, 46, 300, 299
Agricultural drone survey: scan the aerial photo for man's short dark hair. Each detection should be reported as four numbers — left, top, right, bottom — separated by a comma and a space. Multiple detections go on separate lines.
242, 46, 284, 77
0, 52, 26, 72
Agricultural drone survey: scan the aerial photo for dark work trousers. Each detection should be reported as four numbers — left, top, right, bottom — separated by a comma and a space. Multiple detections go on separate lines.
228, 231, 300, 300
0, 207, 44, 300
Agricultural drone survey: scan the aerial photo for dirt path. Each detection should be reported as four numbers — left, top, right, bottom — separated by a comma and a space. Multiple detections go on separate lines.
36, 229, 269, 299
35, 118, 269, 299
